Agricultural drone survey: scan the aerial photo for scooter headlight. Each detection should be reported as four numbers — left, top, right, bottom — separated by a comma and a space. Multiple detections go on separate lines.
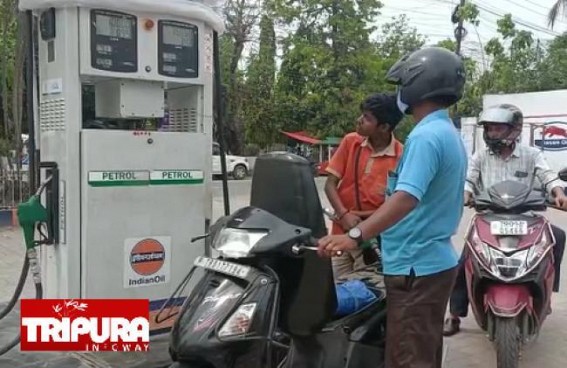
489, 248, 530, 280
492, 230, 552, 280
213, 228, 268, 258
218, 303, 257, 337
526, 231, 550, 269
469, 228, 531, 280
469, 229, 492, 265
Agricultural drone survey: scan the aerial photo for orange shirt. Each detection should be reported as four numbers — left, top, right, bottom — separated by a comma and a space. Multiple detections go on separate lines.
326, 132, 403, 235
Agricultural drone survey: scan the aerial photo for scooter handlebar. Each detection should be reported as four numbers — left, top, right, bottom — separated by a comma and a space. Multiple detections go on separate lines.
291, 245, 318, 255
291, 237, 343, 256
190, 234, 210, 243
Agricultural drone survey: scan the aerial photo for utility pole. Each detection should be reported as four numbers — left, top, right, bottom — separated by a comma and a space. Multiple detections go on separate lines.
451, 0, 467, 129
453, 0, 467, 56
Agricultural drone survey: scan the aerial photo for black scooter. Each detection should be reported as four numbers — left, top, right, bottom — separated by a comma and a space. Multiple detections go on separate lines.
160, 152, 386, 368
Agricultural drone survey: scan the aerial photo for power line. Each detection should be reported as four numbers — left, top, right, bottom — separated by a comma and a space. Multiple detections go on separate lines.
523, 0, 555, 12
474, 1, 561, 37
385, 6, 450, 18
500, 0, 555, 19
385, 1, 549, 39
430, 0, 562, 37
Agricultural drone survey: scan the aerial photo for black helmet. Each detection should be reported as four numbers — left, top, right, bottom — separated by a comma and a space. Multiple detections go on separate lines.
478, 104, 523, 153
386, 47, 466, 112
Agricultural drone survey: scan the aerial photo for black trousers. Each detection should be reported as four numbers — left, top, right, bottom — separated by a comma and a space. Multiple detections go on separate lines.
449, 224, 566, 317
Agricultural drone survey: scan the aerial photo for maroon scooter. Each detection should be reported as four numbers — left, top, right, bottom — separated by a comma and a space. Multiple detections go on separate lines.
463, 171, 567, 368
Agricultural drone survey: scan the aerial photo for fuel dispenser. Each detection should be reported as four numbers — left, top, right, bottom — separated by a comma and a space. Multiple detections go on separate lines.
15, 0, 225, 335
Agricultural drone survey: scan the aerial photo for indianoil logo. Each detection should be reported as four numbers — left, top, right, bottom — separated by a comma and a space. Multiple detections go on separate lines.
129, 239, 165, 276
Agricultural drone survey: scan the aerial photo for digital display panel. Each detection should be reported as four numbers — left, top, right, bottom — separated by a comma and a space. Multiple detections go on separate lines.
95, 13, 134, 39
90, 10, 138, 73
158, 20, 199, 78
163, 24, 195, 47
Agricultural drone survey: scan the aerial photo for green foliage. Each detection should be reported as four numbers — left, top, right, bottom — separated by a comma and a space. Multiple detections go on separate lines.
243, 13, 278, 148
242, 143, 261, 156
458, 2, 480, 26
1, 0, 19, 138
259, 10, 426, 144
393, 116, 415, 143
0, 137, 11, 157
267, 0, 385, 140
226, 0, 567, 146
3, 0, 567, 153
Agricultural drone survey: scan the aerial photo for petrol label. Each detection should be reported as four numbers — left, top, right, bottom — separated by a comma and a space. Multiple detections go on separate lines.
88, 170, 204, 186
150, 170, 204, 185
88, 171, 150, 187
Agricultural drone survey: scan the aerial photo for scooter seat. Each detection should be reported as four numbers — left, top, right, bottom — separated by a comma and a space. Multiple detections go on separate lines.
323, 294, 386, 332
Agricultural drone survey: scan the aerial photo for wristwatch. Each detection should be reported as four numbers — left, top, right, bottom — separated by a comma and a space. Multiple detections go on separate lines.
348, 227, 364, 246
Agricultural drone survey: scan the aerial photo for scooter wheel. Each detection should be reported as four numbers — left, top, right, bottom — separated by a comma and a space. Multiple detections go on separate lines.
495, 317, 520, 368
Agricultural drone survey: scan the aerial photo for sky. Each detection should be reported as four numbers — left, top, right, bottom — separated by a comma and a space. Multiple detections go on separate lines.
236, 0, 567, 70
374, 0, 567, 66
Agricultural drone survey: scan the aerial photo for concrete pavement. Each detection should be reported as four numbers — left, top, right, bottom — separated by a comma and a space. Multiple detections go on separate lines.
1, 178, 567, 367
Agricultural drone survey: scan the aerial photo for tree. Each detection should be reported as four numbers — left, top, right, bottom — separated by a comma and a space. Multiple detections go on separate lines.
1, 0, 17, 140
0, 0, 26, 158
376, 14, 425, 62
548, 0, 566, 28
243, 13, 277, 148
481, 15, 540, 94
272, 0, 383, 138
219, 0, 261, 154
538, 34, 567, 90
0, 0, 29, 204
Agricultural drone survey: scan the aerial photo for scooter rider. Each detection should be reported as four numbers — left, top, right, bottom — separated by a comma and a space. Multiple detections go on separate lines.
443, 103, 567, 336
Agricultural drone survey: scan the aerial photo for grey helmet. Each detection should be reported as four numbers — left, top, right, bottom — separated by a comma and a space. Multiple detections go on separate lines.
386, 47, 466, 112
478, 104, 523, 153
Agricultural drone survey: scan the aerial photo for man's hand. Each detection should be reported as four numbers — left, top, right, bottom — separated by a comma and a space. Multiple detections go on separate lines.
554, 190, 567, 210
317, 234, 358, 258
340, 212, 361, 231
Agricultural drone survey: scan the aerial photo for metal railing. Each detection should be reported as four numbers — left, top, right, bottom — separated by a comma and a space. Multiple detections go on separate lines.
0, 168, 30, 210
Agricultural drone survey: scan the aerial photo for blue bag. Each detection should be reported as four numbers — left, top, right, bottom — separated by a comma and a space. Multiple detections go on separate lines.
335, 280, 378, 317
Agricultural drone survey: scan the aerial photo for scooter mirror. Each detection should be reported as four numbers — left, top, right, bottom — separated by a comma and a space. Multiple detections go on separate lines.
209, 215, 230, 237
559, 167, 567, 182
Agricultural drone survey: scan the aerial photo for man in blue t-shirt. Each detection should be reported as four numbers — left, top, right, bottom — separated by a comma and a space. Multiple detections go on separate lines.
318, 46, 468, 368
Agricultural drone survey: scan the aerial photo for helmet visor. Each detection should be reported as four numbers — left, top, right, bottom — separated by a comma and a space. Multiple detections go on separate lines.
478, 106, 518, 125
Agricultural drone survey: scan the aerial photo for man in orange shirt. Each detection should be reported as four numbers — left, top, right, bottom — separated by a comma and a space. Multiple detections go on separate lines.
325, 93, 404, 281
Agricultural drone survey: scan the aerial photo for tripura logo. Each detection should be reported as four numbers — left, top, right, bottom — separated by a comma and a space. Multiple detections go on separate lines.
20, 299, 150, 352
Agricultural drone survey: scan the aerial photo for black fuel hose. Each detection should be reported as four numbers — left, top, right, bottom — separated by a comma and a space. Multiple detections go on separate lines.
0, 256, 29, 320
0, 282, 42, 356
0, 250, 43, 356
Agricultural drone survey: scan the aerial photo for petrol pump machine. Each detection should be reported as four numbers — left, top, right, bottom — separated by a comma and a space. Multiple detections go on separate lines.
19, 0, 224, 332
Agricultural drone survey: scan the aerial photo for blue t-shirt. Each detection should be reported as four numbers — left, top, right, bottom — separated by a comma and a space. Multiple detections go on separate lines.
381, 109, 467, 276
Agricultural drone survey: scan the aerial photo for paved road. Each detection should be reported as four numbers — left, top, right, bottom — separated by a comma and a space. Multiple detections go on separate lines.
1, 178, 567, 367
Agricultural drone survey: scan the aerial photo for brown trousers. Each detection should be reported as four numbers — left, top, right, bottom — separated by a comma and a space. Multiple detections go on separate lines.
384, 267, 458, 368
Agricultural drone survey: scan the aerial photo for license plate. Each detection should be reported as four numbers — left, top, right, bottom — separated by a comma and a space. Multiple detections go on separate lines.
194, 256, 251, 279
490, 220, 528, 236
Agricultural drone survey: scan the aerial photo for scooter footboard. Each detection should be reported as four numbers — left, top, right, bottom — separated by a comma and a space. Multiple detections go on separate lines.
285, 330, 384, 368
484, 284, 532, 317
344, 342, 385, 368
285, 333, 347, 368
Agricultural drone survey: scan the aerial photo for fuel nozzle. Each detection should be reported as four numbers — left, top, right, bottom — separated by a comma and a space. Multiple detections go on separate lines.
17, 195, 48, 250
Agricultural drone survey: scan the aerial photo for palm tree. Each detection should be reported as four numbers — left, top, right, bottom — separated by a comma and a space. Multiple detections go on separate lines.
548, 0, 566, 28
